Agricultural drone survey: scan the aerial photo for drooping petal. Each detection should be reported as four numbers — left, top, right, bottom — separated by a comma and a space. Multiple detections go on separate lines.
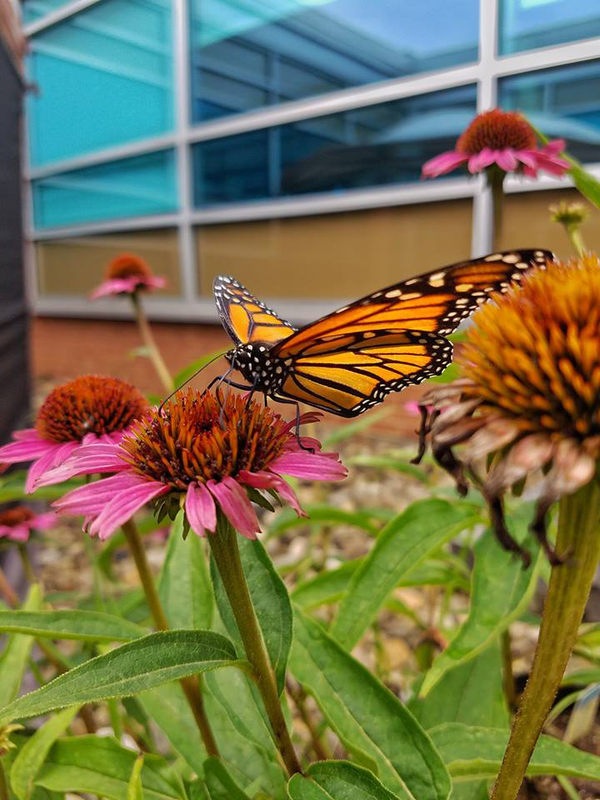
422, 151, 469, 178
25, 441, 80, 493
54, 472, 148, 516
88, 479, 168, 540
31, 512, 58, 531
269, 451, 347, 481
145, 276, 167, 290
542, 138, 566, 156
495, 148, 519, 172
239, 469, 306, 517
0, 434, 58, 463
186, 482, 217, 536
207, 477, 260, 539
36, 442, 129, 486
4, 524, 30, 542
468, 147, 497, 173
91, 277, 139, 299
281, 412, 323, 434
463, 417, 521, 463
484, 433, 554, 495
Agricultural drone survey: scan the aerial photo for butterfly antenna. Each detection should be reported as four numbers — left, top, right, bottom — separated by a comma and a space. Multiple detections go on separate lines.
158, 350, 228, 415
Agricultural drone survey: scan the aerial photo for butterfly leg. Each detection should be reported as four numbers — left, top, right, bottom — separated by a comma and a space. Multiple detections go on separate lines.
272, 395, 315, 453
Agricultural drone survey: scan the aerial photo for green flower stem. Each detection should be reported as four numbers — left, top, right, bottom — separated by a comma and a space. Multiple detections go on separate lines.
0, 760, 8, 800
566, 224, 586, 258
488, 168, 506, 248
492, 476, 600, 800
0, 566, 19, 609
121, 519, 219, 757
130, 292, 173, 393
208, 515, 303, 777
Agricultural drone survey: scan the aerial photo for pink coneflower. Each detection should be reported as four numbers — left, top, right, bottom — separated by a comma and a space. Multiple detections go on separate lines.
0, 507, 57, 542
53, 390, 347, 540
422, 109, 570, 179
91, 253, 166, 299
0, 376, 148, 493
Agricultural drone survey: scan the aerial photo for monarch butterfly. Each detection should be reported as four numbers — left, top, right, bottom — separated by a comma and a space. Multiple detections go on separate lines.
213, 249, 554, 418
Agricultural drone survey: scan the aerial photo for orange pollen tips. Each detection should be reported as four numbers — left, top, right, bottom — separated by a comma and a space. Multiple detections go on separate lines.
120, 389, 290, 490
106, 253, 152, 281
457, 109, 537, 154
459, 254, 600, 440
36, 376, 149, 443
0, 507, 35, 527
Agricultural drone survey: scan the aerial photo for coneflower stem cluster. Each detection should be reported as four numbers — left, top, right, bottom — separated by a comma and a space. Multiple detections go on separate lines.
492, 475, 600, 799
121, 519, 219, 757
208, 514, 303, 777
131, 293, 173, 393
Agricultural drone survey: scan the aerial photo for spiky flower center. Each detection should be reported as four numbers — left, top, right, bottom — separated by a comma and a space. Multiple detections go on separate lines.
0, 507, 35, 527
121, 390, 291, 489
106, 254, 151, 281
36, 375, 148, 443
459, 255, 600, 439
457, 109, 536, 155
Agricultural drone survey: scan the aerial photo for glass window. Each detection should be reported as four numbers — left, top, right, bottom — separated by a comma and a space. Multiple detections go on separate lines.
22, 0, 75, 24
27, 0, 174, 167
499, 0, 600, 55
193, 84, 477, 206
499, 60, 600, 163
189, 0, 479, 123
32, 150, 178, 229
36, 229, 182, 296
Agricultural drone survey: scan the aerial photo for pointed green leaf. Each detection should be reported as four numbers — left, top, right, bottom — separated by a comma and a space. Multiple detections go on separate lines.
173, 351, 226, 391
332, 500, 478, 649
11, 706, 80, 800
421, 521, 541, 697
127, 755, 145, 800
0, 585, 42, 707
292, 560, 360, 610
159, 514, 213, 630
430, 723, 600, 780
268, 507, 380, 538
211, 536, 292, 695
290, 608, 451, 800
0, 610, 147, 642
204, 757, 252, 800
288, 761, 402, 799
0, 630, 242, 725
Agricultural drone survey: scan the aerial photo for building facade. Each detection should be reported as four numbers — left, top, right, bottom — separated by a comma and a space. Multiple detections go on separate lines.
23, 0, 600, 328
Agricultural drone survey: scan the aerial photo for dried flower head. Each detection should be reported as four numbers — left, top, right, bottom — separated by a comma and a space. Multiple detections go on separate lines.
0, 724, 23, 756
53, 390, 347, 540
414, 254, 600, 566
91, 253, 166, 299
549, 200, 589, 229
0, 375, 148, 493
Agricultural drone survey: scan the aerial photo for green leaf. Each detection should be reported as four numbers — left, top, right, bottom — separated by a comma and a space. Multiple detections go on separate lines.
173, 351, 227, 390
204, 757, 252, 800
211, 536, 292, 695
430, 723, 600, 781
331, 500, 478, 650
0, 584, 43, 707
288, 761, 402, 799
268, 506, 380, 538
413, 642, 508, 731
420, 521, 541, 697
290, 608, 451, 800
292, 560, 361, 610
11, 706, 80, 800
127, 755, 145, 800
139, 681, 207, 776
347, 454, 429, 483
159, 514, 213, 630
568, 159, 600, 209
0, 610, 147, 643
0, 630, 242, 725
33, 736, 184, 800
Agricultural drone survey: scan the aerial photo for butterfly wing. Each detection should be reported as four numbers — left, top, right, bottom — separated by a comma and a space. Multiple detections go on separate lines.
214, 275, 297, 346
275, 330, 452, 417
271, 250, 554, 357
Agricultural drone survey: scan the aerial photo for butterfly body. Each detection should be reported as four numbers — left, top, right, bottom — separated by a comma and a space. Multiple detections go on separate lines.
214, 250, 554, 417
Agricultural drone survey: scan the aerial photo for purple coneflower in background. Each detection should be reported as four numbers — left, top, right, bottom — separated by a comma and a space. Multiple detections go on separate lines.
52, 390, 347, 540
0, 506, 56, 542
91, 253, 166, 299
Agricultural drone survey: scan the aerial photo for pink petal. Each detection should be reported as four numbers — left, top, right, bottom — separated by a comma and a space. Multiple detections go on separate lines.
88, 480, 168, 540
495, 148, 518, 171
515, 150, 539, 170
468, 148, 497, 173
144, 276, 167, 290
536, 153, 571, 176
270, 452, 347, 481
37, 442, 128, 486
0, 525, 11, 537
421, 151, 469, 178
6, 524, 30, 542
54, 472, 148, 515
0, 435, 58, 463
91, 278, 138, 299
31, 512, 58, 531
26, 441, 80, 493
207, 478, 260, 539
186, 482, 217, 536
542, 139, 566, 156
240, 470, 306, 517
281, 412, 323, 434
13, 429, 45, 441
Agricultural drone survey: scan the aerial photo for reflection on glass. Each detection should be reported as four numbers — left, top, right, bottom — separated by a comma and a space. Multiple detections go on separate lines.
193, 84, 477, 205
499, 0, 600, 55
499, 60, 600, 163
27, 0, 174, 166
189, 0, 479, 122
32, 150, 178, 228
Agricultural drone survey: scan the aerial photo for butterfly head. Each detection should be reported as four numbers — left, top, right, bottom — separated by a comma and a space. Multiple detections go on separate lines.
226, 342, 289, 394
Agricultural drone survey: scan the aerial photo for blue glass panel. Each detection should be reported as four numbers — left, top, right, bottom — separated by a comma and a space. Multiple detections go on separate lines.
190, 0, 479, 123
193, 84, 477, 206
499, 60, 600, 163
27, 0, 174, 167
32, 150, 178, 228
499, 0, 600, 55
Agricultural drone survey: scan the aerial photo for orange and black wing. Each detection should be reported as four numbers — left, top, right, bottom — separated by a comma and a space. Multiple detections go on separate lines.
213, 275, 297, 346
271, 250, 554, 357
275, 330, 452, 417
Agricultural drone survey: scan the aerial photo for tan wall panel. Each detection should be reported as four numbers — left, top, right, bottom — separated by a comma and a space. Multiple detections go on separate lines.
37, 229, 182, 297
196, 200, 473, 299
497, 189, 600, 260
